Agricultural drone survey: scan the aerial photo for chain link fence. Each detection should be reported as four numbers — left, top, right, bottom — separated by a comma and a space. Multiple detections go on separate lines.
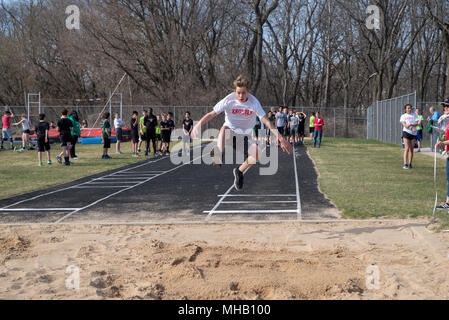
366, 91, 417, 144
4, 104, 367, 139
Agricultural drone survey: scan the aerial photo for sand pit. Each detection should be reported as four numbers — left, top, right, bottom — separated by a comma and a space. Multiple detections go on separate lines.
0, 219, 448, 300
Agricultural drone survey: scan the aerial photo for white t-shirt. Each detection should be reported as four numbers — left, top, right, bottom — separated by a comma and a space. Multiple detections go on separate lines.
400, 113, 419, 135
213, 93, 266, 135
114, 118, 123, 129
22, 119, 30, 131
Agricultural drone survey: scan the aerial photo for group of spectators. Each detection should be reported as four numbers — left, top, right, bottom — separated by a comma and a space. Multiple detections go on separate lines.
261, 107, 324, 148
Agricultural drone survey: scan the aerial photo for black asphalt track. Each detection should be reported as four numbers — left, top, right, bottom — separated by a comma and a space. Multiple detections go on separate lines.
0, 143, 337, 224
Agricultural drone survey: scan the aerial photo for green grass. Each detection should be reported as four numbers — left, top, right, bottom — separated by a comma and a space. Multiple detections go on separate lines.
0, 140, 185, 200
306, 137, 449, 229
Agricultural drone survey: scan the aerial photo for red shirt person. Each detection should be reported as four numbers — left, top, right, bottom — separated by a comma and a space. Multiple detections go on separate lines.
313, 112, 324, 148
1, 110, 14, 150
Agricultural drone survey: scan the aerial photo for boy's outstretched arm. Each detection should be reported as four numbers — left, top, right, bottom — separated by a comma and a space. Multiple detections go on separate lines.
261, 116, 292, 154
191, 111, 217, 139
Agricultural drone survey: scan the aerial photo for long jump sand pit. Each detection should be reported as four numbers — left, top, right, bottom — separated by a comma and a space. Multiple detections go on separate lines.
1, 219, 448, 300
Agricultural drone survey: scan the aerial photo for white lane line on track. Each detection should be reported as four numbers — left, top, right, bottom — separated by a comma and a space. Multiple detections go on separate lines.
0, 208, 81, 212
0, 156, 170, 210
53, 151, 204, 224
293, 146, 302, 220
203, 210, 298, 214
221, 201, 298, 204
216, 194, 297, 197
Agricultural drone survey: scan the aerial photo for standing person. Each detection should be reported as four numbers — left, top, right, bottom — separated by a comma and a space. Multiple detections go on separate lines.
415, 108, 424, 153
313, 111, 324, 148
266, 111, 275, 145
102, 112, 112, 159
155, 114, 162, 156
114, 113, 124, 154
182, 111, 194, 156
166, 112, 175, 155
289, 111, 299, 144
190, 75, 292, 191
309, 112, 316, 139
138, 109, 147, 153
298, 112, 307, 144
56, 109, 73, 166
35, 113, 52, 166
50, 121, 56, 129
81, 119, 88, 128
1, 110, 15, 150
68, 110, 81, 159
275, 107, 287, 137
435, 99, 449, 208
13, 113, 31, 151
252, 116, 261, 142
400, 104, 419, 170
428, 106, 441, 151
160, 113, 170, 155
144, 108, 157, 157
130, 111, 140, 157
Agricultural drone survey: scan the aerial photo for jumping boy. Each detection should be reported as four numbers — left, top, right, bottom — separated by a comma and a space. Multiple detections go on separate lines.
56, 109, 73, 166
35, 113, 52, 166
1, 110, 14, 150
191, 75, 292, 191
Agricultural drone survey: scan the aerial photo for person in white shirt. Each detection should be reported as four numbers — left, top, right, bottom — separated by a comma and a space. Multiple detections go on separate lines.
191, 75, 292, 191
13, 113, 32, 151
114, 113, 124, 154
400, 104, 419, 170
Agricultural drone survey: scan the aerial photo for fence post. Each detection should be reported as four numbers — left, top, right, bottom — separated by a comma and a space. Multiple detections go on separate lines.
333, 108, 336, 138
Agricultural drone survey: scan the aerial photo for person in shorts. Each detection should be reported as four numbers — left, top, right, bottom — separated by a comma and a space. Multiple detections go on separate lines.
114, 113, 124, 154
309, 112, 316, 139
1, 110, 15, 150
13, 113, 32, 151
56, 109, 73, 166
155, 114, 162, 156
400, 104, 419, 170
160, 113, 170, 155
102, 112, 112, 159
138, 109, 147, 153
414, 108, 424, 153
191, 75, 292, 191
182, 111, 193, 156
35, 113, 51, 166
266, 111, 275, 145
298, 112, 307, 144
144, 108, 158, 157
130, 111, 140, 157
68, 110, 81, 159
275, 107, 287, 137
289, 112, 299, 144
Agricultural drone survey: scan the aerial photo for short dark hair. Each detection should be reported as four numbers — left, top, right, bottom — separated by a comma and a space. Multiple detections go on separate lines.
39, 113, 46, 120
103, 112, 110, 119
168, 112, 173, 117
132, 111, 138, 116
5, 110, 11, 115
61, 109, 68, 116
404, 104, 413, 111
185, 111, 191, 116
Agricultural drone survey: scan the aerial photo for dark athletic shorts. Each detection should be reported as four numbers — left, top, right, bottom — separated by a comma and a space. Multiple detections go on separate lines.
277, 127, 284, 136
60, 133, 73, 147
23, 129, 31, 134
131, 131, 139, 143
162, 133, 171, 143
402, 131, 417, 141
115, 128, 123, 142
309, 127, 315, 134
156, 134, 161, 141
103, 136, 111, 149
37, 136, 50, 152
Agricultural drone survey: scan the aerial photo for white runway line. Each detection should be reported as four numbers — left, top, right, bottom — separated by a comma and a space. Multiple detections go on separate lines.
53, 151, 204, 224
0, 208, 81, 212
217, 194, 297, 197
0, 156, 170, 210
293, 146, 302, 220
221, 200, 297, 204
203, 210, 298, 214
71, 186, 129, 189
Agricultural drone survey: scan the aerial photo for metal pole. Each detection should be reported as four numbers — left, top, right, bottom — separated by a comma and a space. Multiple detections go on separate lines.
109, 91, 112, 118
120, 93, 123, 119
38, 92, 41, 114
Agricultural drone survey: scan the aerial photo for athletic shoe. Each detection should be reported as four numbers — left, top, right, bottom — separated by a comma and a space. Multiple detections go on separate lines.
102, 155, 105, 159
409, 164, 413, 169
0, 146, 3, 150
56, 155, 62, 164
416, 149, 421, 153
64, 161, 71, 166
47, 160, 52, 165
116, 152, 122, 154
436, 203, 449, 210
138, 149, 141, 153
233, 168, 244, 191
38, 163, 43, 167
72, 157, 79, 160
104, 155, 112, 159
403, 164, 409, 170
